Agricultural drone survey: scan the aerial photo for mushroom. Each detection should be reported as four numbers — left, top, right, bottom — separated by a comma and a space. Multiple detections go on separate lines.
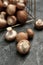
17, 10, 28, 24
6, 4, 16, 15
34, 19, 43, 30
16, 2, 25, 10
26, 29, 34, 39
17, 40, 31, 54
7, 16, 17, 26
3, 0, 9, 7
0, 0, 3, 8
0, 12, 7, 28
16, 32, 28, 42
5, 27, 17, 41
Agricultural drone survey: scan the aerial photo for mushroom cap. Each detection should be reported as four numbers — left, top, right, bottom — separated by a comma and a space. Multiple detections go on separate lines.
17, 40, 31, 54
16, 32, 28, 42
7, 16, 17, 25
7, 4, 16, 15
35, 19, 43, 30
16, 2, 25, 10
17, 10, 28, 24
27, 29, 34, 39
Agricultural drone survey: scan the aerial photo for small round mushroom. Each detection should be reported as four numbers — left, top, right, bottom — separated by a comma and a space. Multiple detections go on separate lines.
17, 10, 28, 24
16, 32, 28, 42
6, 4, 16, 15
16, 2, 25, 10
34, 19, 43, 30
7, 16, 17, 26
5, 27, 17, 41
17, 40, 31, 54
26, 29, 34, 39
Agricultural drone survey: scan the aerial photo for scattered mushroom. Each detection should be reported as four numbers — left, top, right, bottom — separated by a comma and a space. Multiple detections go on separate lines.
5, 27, 17, 41
17, 40, 30, 54
16, 2, 25, 10
7, 16, 17, 26
34, 19, 43, 30
6, 4, 16, 15
16, 32, 28, 42
17, 10, 28, 24
0, 0, 43, 56
26, 29, 34, 39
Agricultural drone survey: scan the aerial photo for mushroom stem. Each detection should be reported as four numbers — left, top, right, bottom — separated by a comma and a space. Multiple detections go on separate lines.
0, 12, 6, 19
7, 27, 12, 32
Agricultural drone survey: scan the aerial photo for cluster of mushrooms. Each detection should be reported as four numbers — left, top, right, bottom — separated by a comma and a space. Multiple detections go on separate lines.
0, 0, 28, 29
5, 19, 43, 54
0, 0, 43, 55
5, 27, 34, 54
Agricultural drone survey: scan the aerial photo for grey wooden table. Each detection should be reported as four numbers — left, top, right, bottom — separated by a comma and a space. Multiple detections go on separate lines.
0, 0, 43, 65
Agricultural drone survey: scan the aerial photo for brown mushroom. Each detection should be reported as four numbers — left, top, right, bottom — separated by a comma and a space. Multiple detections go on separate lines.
26, 29, 34, 39
17, 10, 28, 24
16, 2, 25, 10
6, 4, 16, 15
17, 40, 31, 54
7, 16, 17, 26
16, 32, 28, 42
34, 19, 43, 30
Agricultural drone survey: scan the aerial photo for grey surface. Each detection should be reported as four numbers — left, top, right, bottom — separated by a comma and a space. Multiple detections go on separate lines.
0, 0, 43, 65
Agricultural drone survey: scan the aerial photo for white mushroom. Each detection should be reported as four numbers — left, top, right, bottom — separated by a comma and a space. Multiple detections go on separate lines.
5, 27, 17, 41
